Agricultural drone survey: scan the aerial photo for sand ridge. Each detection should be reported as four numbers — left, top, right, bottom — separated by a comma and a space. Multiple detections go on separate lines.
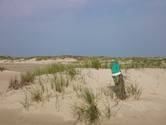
0, 68, 166, 125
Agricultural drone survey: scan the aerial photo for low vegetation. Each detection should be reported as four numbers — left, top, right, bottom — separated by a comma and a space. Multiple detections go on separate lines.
34, 64, 78, 77
82, 58, 102, 69
126, 84, 143, 100
120, 57, 166, 69
91, 58, 102, 69
5, 56, 151, 124
51, 74, 69, 93
0, 66, 6, 72
66, 66, 79, 80
35, 56, 52, 61
28, 85, 44, 102
73, 88, 101, 125
20, 91, 31, 111
9, 72, 35, 90
8, 77, 20, 90
25, 80, 52, 103
0, 56, 13, 60
20, 72, 35, 86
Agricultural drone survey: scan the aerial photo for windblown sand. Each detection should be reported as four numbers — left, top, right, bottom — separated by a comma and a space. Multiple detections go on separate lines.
0, 67, 166, 125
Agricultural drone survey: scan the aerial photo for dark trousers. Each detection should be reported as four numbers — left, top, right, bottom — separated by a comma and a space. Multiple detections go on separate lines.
113, 74, 126, 100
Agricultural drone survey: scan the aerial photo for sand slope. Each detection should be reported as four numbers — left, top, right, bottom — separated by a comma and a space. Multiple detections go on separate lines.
0, 68, 166, 125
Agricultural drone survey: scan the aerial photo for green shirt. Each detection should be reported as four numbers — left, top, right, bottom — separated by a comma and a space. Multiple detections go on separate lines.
110, 62, 121, 74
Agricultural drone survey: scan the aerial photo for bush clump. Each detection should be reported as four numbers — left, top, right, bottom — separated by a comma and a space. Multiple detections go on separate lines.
91, 58, 102, 69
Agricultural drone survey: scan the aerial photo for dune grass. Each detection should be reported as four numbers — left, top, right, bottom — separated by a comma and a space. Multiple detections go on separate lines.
8, 72, 35, 90
51, 74, 68, 93
126, 84, 143, 100
8, 77, 20, 90
28, 85, 44, 102
8, 64, 79, 89
120, 58, 166, 69
34, 64, 78, 78
20, 72, 35, 86
73, 87, 101, 125
82, 58, 102, 69
20, 91, 31, 111
34, 64, 66, 76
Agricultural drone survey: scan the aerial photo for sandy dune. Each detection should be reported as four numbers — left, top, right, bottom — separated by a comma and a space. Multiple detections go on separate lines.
0, 58, 77, 64
0, 58, 77, 72
0, 68, 166, 125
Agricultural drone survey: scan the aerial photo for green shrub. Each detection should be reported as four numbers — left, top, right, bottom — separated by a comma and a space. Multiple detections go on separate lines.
91, 58, 102, 69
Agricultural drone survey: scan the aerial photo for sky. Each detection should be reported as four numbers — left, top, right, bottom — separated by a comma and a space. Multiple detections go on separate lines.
0, 0, 166, 57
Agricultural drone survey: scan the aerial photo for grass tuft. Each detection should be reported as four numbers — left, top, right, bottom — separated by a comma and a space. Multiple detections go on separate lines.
8, 77, 20, 90
73, 87, 100, 125
20, 72, 35, 86
20, 91, 31, 111
28, 85, 44, 102
66, 65, 78, 80
126, 84, 143, 100
51, 74, 69, 93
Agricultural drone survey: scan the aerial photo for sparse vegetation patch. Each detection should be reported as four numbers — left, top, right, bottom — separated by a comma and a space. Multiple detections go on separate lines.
126, 84, 143, 100
8, 77, 20, 90
20, 72, 35, 87
0, 66, 6, 72
73, 88, 101, 125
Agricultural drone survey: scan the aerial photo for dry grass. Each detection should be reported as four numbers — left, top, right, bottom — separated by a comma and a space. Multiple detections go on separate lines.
51, 74, 69, 93
73, 87, 101, 125
28, 85, 44, 102
0, 66, 6, 72
100, 87, 120, 119
20, 72, 35, 86
8, 77, 20, 90
9, 72, 35, 90
20, 91, 31, 111
126, 84, 143, 100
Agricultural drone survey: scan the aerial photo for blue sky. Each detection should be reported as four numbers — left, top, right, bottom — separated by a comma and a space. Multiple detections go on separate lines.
0, 0, 166, 57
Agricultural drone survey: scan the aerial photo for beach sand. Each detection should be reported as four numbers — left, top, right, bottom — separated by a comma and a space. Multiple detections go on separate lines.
0, 62, 166, 125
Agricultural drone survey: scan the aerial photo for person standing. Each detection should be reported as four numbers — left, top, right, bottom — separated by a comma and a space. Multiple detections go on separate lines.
110, 60, 126, 100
